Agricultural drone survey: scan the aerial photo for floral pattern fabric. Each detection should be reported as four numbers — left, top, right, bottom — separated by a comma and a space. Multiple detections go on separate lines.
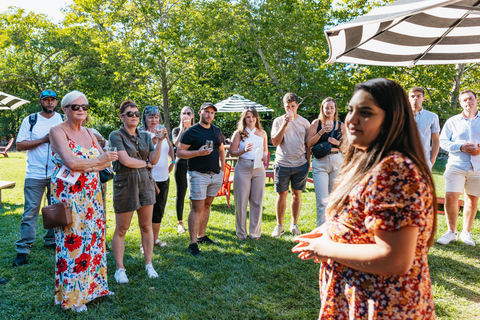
320, 152, 435, 319
51, 138, 110, 309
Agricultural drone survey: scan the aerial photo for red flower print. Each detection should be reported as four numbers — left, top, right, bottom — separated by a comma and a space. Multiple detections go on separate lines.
96, 218, 104, 230
56, 258, 68, 274
88, 282, 97, 295
86, 207, 94, 220
71, 174, 88, 193
56, 245, 61, 253
92, 253, 102, 266
89, 178, 98, 192
55, 278, 59, 287
73, 252, 90, 274
90, 232, 97, 247
56, 179, 64, 198
64, 234, 82, 252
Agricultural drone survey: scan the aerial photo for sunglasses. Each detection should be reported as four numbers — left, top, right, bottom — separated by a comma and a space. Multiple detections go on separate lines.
182, 112, 192, 115
244, 106, 256, 109
66, 104, 90, 111
122, 111, 141, 118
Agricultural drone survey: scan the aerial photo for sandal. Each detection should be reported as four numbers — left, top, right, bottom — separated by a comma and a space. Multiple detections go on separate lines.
155, 239, 168, 247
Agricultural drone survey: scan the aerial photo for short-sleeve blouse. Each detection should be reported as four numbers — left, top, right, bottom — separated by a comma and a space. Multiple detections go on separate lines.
319, 152, 435, 319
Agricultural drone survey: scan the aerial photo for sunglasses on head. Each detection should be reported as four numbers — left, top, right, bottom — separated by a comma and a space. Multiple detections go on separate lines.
122, 111, 141, 118
66, 104, 90, 111
244, 106, 256, 110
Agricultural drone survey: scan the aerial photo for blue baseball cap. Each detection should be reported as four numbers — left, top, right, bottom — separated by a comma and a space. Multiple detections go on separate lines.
40, 90, 58, 100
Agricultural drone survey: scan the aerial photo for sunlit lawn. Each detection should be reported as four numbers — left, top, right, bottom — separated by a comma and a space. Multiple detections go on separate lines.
1, 152, 480, 319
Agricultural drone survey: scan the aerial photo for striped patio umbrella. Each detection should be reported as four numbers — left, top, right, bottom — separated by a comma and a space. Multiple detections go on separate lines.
215, 94, 273, 113
0, 91, 30, 110
325, 0, 480, 67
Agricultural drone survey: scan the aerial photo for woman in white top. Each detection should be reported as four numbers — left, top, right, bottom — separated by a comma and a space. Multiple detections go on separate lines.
140, 106, 175, 247
229, 107, 269, 240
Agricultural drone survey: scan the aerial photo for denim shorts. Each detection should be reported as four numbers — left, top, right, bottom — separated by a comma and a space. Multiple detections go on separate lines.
274, 162, 309, 193
187, 170, 223, 200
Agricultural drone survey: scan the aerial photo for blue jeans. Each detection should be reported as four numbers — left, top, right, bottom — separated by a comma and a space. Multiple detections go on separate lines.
15, 178, 55, 254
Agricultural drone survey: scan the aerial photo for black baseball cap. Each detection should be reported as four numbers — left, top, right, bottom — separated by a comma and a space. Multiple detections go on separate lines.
200, 102, 217, 112
40, 90, 58, 100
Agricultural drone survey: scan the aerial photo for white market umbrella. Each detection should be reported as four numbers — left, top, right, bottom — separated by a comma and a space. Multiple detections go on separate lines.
325, 0, 480, 67
215, 94, 273, 112
0, 91, 30, 110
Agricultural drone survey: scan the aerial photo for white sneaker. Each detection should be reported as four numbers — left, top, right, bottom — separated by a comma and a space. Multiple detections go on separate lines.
290, 223, 301, 236
114, 268, 129, 284
145, 263, 158, 279
271, 224, 284, 238
72, 304, 87, 312
459, 231, 476, 246
177, 224, 185, 234
437, 231, 457, 245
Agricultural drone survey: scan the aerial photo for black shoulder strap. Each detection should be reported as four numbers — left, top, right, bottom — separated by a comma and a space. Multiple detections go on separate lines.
29, 113, 38, 132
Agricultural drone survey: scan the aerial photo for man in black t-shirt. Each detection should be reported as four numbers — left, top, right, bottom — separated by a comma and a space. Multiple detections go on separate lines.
177, 102, 225, 255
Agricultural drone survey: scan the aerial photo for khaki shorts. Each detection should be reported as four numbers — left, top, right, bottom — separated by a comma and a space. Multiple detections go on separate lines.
187, 170, 223, 200
113, 168, 156, 213
444, 165, 480, 197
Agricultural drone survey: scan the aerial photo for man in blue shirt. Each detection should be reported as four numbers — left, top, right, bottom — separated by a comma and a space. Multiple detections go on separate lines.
409, 87, 440, 169
438, 90, 480, 246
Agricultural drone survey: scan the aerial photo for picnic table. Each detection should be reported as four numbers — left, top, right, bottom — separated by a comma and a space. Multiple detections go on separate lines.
0, 181, 16, 208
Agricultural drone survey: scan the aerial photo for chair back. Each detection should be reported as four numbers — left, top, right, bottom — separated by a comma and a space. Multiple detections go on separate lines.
216, 163, 232, 197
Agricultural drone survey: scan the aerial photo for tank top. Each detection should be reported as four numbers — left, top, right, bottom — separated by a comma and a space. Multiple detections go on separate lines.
238, 127, 264, 160
314, 121, 342, 146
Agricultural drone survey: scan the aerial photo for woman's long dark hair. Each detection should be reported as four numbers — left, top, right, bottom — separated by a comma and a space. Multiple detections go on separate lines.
328, 78, 437, 247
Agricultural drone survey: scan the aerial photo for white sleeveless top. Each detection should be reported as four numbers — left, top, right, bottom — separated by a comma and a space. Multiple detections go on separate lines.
238, 127, 264, 160
148, 132, 170, 182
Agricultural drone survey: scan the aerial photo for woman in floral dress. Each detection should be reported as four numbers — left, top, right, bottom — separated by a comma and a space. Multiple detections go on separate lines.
293, 78, 437, 319
49, 90, 118, 312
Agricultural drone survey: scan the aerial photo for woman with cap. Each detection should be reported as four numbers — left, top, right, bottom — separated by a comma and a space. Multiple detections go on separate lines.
172, 106, 195, 234
140, 105, 175, 247
49, 90, 118, 312
109, 100, 164, 284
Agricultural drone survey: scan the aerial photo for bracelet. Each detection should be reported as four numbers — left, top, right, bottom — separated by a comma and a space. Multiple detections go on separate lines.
171, 160, 176, 164
91, 166, 95, 173
146, 159, 149, 167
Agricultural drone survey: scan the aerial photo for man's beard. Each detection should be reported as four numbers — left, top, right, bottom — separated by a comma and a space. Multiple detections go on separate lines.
42, 106, 55, 114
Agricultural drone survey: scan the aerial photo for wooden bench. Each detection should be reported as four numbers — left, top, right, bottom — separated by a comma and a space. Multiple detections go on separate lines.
0, 181, 16, 208
437, 196, 464, 215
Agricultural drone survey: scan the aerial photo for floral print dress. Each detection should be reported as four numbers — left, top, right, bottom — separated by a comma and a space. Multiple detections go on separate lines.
320, 152, 435, 319
51, 137, 110, 309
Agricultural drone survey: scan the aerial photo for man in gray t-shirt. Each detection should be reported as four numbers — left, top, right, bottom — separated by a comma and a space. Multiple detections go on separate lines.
270, 93, 310, 238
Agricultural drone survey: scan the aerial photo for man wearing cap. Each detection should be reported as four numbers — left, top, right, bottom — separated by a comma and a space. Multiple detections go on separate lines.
13, 90, 64, 266
177, 102, 225, 256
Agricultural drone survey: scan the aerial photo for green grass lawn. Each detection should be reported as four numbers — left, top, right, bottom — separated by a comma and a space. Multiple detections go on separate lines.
1, 152, 480, 319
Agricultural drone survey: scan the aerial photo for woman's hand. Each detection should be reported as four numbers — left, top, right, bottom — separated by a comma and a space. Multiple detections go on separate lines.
156, 128, 167, 141
262, 152, 269, 163
168, 162, 175, 173
292, 232, 333, 263
328, 137, 340, 146
292, 223, 328, 263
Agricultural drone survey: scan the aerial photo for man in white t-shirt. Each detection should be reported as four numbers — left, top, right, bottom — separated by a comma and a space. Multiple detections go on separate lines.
13, 90, 64, 266
271, 93, 310, 237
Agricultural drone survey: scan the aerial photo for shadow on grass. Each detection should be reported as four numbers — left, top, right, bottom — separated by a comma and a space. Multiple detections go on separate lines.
429, 249, 480, 303
0, 203, 23, 215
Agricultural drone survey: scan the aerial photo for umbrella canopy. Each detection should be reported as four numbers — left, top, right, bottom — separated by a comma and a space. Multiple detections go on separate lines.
325, 0, 480, 67
215, 94, 273, 113
0, 91, 30, 110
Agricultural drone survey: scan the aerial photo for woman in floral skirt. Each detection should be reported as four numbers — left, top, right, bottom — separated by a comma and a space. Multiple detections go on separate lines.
49, 90, 118, 312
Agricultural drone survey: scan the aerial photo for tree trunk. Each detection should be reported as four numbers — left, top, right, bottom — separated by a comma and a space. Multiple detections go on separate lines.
161, 73, 171, 134
450, 63, 465, 108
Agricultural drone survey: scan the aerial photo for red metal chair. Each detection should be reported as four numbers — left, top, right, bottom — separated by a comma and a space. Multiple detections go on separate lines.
264, 151, 274, 182
216, 163, 234, 209
0, 138, 14, 157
